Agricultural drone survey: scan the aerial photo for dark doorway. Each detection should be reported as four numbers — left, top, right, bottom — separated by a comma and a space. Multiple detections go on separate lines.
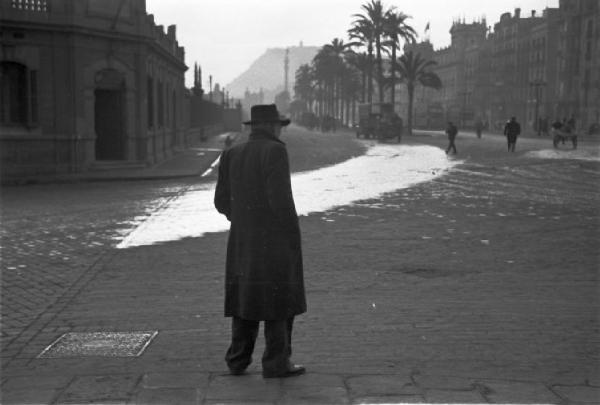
94, 88, 124, 160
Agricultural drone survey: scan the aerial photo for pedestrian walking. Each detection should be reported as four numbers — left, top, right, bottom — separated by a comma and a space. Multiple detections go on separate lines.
214, 104, 307, 379
567, 115, 576, 131
475, 118, 483, 139
445, 121, 458, 154
504, 116, 521, 152
539, 116, 549, 136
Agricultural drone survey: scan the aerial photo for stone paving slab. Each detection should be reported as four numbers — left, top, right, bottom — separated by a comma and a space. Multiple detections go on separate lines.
54, 374, 139, 404
204, 374, 281, 403
141, 372, 210, 389
552, 384, 600, 403
133, 387, 201, 405
423, 388, 486, 403
476, 379, 562, 404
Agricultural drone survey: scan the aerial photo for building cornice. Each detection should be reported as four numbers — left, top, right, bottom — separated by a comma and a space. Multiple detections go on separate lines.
0, 19, 188, 71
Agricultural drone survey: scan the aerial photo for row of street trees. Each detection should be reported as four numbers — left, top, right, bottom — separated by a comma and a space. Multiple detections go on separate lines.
291, 0, 442, 134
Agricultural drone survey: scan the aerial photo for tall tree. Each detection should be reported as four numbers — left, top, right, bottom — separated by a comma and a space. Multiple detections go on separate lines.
348, 19, 375, 103
293, 64, 314, 112
353, 0, 389, 104
395, 51, 442, 135
323, 38, 353, 121
345, 52, 371, 103
383, 10, 416, 109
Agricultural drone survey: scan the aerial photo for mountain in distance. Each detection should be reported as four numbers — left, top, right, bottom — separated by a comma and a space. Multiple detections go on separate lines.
226, 44, 319, 102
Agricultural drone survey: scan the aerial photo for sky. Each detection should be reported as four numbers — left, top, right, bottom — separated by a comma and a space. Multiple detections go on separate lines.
145, 0, 559, 89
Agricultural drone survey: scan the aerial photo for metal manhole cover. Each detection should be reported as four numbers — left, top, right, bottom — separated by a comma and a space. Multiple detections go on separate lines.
38, 331, 158, 358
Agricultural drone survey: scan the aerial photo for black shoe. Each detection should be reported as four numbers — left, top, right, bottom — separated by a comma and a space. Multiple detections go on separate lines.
262, 364, 306, 378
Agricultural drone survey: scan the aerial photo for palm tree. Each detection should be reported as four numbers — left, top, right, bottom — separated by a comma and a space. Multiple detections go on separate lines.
346, 51, 371, 103
383, 10, 416, 109
353, 0, 389, 104
323, 38, 353, 121
395, 51, 442, 135
293, 64, 314, 112
348, 19, 375, 103
312, 46, 336, 117
340, 64, 363, 125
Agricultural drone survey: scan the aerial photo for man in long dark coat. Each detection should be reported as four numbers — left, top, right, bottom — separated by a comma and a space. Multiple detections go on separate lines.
214, 104, 307, 378
504, 116, 521, 152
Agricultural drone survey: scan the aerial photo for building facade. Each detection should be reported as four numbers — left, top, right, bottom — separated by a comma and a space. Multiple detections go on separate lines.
1, 0, 187, 178
405, 2, 599, 134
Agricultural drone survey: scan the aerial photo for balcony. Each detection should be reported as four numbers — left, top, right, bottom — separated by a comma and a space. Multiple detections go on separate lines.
10, 0, 48, 12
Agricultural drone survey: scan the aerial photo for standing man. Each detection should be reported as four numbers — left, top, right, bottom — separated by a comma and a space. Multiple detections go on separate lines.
214, 104, 307, 379
504, 116, 521, 152
475, 118, 484, 139
445, 121, 458, 155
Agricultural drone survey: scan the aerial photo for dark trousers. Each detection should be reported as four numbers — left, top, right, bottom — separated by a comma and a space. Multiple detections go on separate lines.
446, 137, 457, 154
225, 316, 294, 375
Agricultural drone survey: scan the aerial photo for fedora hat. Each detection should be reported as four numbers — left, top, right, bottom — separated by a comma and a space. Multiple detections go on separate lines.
243, 104, 290, 126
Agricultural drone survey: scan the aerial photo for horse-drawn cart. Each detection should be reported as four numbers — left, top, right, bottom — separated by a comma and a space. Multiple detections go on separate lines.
552, 128, 578, 149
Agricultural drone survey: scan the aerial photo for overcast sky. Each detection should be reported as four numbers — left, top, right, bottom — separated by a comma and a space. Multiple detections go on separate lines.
145, 0, 559, 88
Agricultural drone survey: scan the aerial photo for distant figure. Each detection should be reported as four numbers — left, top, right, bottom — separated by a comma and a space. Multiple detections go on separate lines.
551, 118, 563, 131
214, 104, 307, 379
539, 117, 549, 136
224, 134, 234, 149
391, 113, 403, 143
504, 116, 521, 152
475, 118, 484, 139
445, 121, 458, 155
567, 115, 576, 131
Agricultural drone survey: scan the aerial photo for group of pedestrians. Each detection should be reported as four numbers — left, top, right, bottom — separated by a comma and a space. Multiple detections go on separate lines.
444, 114, 581, 155
445, 116, 525, 154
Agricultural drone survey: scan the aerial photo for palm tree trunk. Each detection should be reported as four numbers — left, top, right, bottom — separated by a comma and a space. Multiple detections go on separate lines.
407, 83, 414, 135
376, 37, 384, 104
361, 70, 366, 103
367, 44, 373, 104
390, 44, 397, 110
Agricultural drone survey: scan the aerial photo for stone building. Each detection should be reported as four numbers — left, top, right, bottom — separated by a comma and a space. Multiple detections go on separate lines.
0, 0, 187, 178
402, 19, 486, 129
556, 0, 600, 131
402, 2, 599, 134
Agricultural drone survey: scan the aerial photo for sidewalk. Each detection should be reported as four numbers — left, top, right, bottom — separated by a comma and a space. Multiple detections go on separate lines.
2, 133, 236, 186
1, 128, 598, 404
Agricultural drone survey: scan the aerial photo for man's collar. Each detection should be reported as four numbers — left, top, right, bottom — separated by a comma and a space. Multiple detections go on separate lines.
249, 128, 285, 144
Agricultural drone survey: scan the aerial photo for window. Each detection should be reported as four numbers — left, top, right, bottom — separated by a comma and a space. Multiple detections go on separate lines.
0, 61, 38, 126
11, 0, 48, 12
147, 76, 154, 129
157, 80, 164, 127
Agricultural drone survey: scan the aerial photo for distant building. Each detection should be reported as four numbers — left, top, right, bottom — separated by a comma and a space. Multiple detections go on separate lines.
402, 2, 599, 133
556, 0, 599, 131
1, 0, 187, 178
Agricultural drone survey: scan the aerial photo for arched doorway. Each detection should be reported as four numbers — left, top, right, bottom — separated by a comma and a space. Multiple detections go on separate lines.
94, 69, 125, 160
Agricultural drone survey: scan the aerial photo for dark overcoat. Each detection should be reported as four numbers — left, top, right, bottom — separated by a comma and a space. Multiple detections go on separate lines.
214, 129, 307, 321
504, 121, 521, 141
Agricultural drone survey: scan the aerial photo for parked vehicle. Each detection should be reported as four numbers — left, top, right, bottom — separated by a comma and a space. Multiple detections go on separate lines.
355, 103, 403, 142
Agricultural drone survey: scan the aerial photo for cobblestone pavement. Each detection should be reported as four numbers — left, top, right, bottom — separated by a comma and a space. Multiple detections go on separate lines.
1, 131, 599, 404
0, 178, 199, 363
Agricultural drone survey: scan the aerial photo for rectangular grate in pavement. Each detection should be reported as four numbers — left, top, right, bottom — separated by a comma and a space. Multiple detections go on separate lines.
37, 331, 158, 358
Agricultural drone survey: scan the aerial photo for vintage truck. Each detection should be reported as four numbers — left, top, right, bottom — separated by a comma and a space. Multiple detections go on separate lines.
355, 103, 403, 142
